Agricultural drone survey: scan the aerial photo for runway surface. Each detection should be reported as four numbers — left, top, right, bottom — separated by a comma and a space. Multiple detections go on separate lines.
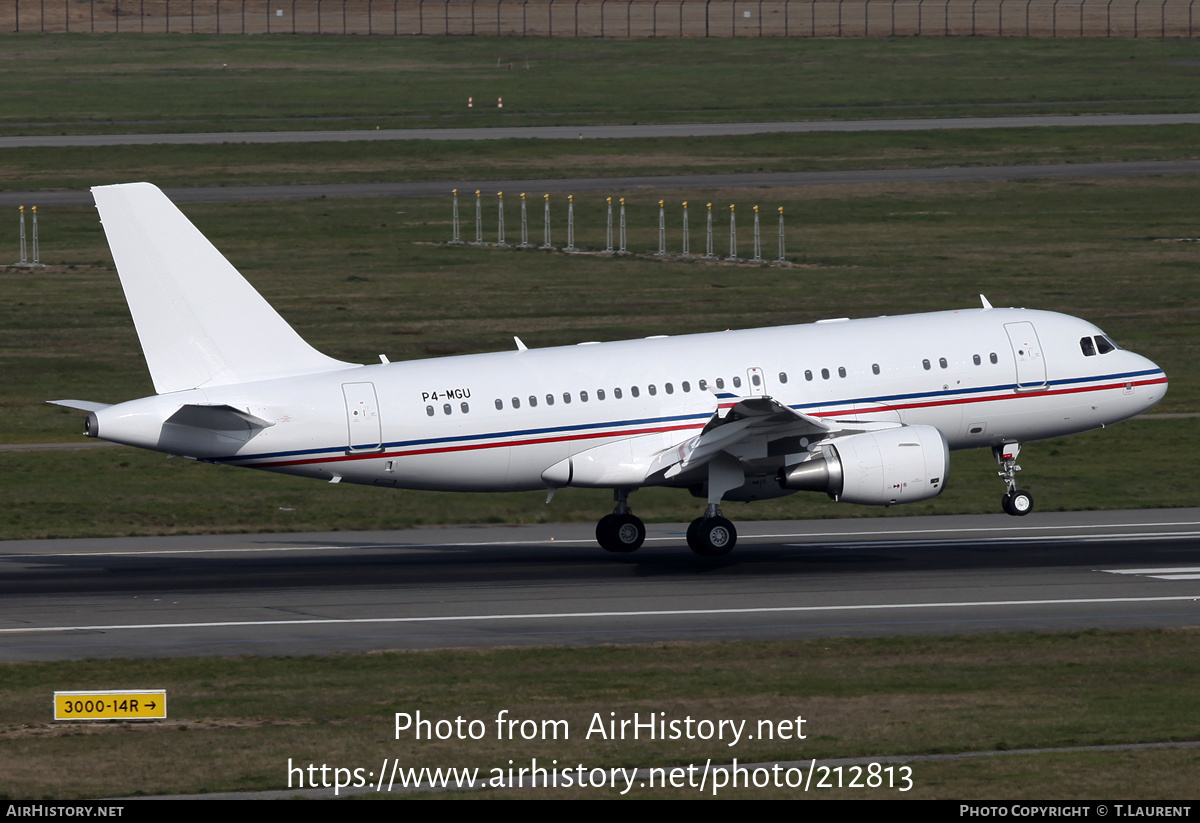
2, 508, 1198, 661
4, 112, 1199, 148
5, 159, 1200, 207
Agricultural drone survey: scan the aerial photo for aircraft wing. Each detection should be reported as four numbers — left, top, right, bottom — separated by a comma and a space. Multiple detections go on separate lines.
542, 393, 902, 489
659, 394, 841, 480
656, 391, 919, 487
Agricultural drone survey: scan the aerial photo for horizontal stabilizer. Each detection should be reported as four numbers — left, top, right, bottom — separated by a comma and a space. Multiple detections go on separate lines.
165, 404, 275, 432
91, 183, 355, 394
47, 399, 112, 412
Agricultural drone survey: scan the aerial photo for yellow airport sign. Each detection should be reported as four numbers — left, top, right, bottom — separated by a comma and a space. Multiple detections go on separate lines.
54, 690, 166, 721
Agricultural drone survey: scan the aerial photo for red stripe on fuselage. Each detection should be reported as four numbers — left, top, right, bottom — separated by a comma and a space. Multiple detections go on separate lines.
811, 376, 1167, 418
240, 421, 704, 470
234, 376, 1166, 470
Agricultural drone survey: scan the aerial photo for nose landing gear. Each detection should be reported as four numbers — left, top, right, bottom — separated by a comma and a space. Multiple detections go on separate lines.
995, 443, 1033, 516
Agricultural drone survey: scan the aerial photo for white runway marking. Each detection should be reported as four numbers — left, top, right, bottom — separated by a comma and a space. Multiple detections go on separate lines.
3, 519, 1199, 559
4, 595, 1198, 636
1101, 566, 1200, 580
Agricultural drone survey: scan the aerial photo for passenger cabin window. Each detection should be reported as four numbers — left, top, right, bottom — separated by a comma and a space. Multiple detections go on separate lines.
821, 368, 830, 380
443, 404, 452, 415
715, 378, 725, 389
939, 357, 948, 369
751, 374, 761, 387
545, 394, 554, 406
838, 366, 846, 378
973, 354, 981, 365
872, 363, 880, 375
512, 397, 521, 409
990, 353, 998, 364
648, 384, 657, 396
682, 381, 691, 392
778, 372, 788, 384
732, 376, 742, 388
426, 405, 434, 416
698, 379, 707, 391
922, 359, 931, 370
665, 383, 674, 394
614, 388, 623, 399
805, 370, 813, 382
581, 390, 589, 402
597, 389, 606, 400
461, 402, 470, 414
494, 399, 503, 410
563, 393, 571, 404
529, 396, 538, 407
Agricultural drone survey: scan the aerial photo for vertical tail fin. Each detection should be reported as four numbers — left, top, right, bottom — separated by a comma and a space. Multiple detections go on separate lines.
92, 183, 354, 394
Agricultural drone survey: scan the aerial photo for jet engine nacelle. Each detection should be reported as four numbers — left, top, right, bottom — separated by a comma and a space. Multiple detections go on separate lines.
778, 425, 949, 506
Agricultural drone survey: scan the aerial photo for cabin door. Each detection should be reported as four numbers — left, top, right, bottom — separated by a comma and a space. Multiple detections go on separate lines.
1004, 322, 1047, 391
343, 382, 383, 453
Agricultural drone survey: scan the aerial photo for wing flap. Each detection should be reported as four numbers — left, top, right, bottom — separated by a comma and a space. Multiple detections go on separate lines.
665, 396, 832, 478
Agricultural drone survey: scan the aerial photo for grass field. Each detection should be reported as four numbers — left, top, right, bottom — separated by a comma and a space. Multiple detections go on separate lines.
2, 631, 1198, 799
3, 35, 1200, 135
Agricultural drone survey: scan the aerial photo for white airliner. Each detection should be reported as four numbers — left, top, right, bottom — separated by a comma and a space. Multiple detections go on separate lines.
51, 183, 1168, 556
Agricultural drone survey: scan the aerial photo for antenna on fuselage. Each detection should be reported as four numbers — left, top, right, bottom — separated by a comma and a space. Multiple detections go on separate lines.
980, 294, 993, 310
514, 336, 528, 352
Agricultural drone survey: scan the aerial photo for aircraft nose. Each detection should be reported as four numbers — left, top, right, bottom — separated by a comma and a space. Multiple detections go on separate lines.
1133, 352, 1168, 411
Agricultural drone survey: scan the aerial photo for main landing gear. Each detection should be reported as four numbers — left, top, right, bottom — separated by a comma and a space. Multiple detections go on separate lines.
593, 489, 738, 557
995, 443, 1034, 516
687, 505, 737, 557
595, 457, 744, 556
595, 488, 646, 553
685, 454, 742, 556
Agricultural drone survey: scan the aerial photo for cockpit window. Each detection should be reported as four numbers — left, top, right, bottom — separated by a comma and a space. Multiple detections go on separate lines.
1080, 337, 1096, 357
1096, 335, 1117, 354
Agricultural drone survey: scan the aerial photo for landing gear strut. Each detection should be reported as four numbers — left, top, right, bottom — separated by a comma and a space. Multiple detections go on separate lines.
595, 488, 645, 553
995, 443, 1034, 516
686, 455, 742, 556
687, 504, 737, 557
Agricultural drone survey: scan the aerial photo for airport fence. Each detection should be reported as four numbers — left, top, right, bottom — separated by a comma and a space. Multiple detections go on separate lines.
8, 0, 1199, 37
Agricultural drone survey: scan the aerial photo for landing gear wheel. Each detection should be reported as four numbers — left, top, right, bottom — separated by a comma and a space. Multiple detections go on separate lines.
686, 516, 737, 557
596, 513, 646, 553
1003, 489, 1033, 516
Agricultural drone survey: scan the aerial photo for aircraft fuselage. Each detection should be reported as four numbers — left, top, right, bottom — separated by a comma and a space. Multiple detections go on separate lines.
87, 307, 1166, 495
